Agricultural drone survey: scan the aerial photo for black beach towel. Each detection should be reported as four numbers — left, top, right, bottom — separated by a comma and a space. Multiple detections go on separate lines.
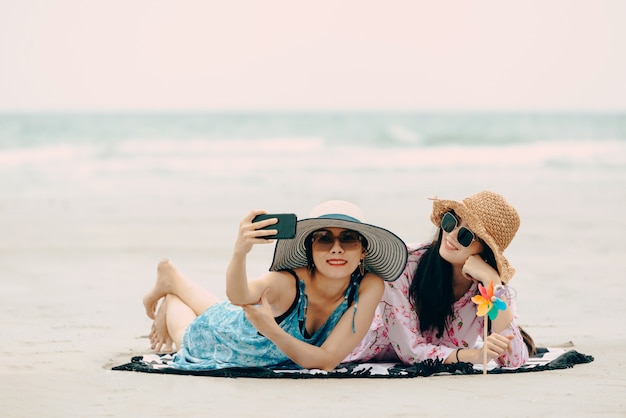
112, 346, 593, 378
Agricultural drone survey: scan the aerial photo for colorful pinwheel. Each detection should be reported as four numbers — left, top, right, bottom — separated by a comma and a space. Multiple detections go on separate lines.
471, 281, 506, 320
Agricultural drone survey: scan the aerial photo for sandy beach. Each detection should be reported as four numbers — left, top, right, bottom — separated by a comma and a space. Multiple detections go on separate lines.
2, 132, 625, 417
1, 248, 623, 417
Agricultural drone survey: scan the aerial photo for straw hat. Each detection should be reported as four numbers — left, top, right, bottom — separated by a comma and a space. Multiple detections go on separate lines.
269, 200, 408, 282
430, 191, 520, 283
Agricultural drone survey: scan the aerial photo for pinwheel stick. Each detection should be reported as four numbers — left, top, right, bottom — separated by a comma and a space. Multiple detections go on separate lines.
483, 319, 488, 375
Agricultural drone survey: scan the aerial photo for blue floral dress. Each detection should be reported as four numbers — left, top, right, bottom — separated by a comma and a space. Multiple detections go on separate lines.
171, 270, 361, 371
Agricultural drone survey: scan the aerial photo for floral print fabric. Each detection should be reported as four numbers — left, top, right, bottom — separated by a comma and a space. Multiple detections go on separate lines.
344, 244, 529, 367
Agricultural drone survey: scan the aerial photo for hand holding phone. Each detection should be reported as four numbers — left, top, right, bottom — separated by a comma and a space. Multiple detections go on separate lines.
252, 213, 297, 239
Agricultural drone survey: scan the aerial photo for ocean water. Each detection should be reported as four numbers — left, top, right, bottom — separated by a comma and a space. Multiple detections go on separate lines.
1, 112, 625, 242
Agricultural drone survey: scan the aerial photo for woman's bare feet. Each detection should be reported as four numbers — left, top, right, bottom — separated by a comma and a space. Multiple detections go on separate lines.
149, 296, 175, 353
143, 259, 179, 319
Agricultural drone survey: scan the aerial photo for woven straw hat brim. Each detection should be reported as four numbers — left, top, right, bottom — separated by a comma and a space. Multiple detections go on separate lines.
269, 218, 408, 282
431, 199, 516, 283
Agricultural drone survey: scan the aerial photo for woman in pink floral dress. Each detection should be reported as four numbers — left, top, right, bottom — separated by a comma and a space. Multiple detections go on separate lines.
345, 191, 536, 368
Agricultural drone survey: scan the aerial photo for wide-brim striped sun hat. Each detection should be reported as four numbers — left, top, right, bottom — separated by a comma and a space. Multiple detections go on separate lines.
430, 191, 520, 283
269, 200, 408, 282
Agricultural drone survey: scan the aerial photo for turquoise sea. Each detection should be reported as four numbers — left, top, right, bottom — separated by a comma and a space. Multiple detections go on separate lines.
2, 112, 625, 147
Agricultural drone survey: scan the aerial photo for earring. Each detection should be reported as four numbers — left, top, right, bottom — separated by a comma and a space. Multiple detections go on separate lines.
359, 259, 365, 276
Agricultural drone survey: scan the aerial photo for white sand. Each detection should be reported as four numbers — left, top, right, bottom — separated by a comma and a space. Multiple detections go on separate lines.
2, 147, 625, 417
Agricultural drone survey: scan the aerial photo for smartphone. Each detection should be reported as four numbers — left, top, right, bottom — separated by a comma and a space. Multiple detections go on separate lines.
252, 213, 297, 239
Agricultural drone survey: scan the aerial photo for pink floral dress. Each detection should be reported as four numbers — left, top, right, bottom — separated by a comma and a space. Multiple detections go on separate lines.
344, 244, 529, 368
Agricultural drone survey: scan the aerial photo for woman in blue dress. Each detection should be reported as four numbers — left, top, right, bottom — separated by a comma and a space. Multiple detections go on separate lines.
142, 200, 407, 371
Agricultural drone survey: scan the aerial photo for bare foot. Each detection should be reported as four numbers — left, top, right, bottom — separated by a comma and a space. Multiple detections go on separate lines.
143, 259, 179, 319
149, 296, 175, 353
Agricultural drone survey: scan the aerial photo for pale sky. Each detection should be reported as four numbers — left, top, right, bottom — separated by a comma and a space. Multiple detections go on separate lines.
1, 0, 625, 112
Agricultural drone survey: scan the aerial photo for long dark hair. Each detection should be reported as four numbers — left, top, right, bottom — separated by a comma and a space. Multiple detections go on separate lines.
409, 230, 453, 339
409, 229, 536, 355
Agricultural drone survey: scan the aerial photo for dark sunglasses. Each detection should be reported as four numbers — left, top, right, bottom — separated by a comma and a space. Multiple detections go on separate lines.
440, 212, 476, 248
310, 230, 363, 250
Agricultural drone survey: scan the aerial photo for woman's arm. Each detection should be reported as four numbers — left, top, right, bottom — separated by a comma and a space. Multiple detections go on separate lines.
462, 254, 514, 330
225, 210, 279, 305
461, 256, 529, 366
490, 294, 530, 367
243, 274, 385, 371
454, 317, 529, 367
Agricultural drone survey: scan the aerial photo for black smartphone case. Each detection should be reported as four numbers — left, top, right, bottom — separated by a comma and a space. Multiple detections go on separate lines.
252, 213, 297, 239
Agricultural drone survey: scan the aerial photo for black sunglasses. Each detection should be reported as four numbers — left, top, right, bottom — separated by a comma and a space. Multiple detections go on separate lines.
440, 212, 476, 247
310, 230, 363, 250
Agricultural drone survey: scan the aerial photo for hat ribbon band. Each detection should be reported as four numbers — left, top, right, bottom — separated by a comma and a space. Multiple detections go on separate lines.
317, 213, 361, 223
